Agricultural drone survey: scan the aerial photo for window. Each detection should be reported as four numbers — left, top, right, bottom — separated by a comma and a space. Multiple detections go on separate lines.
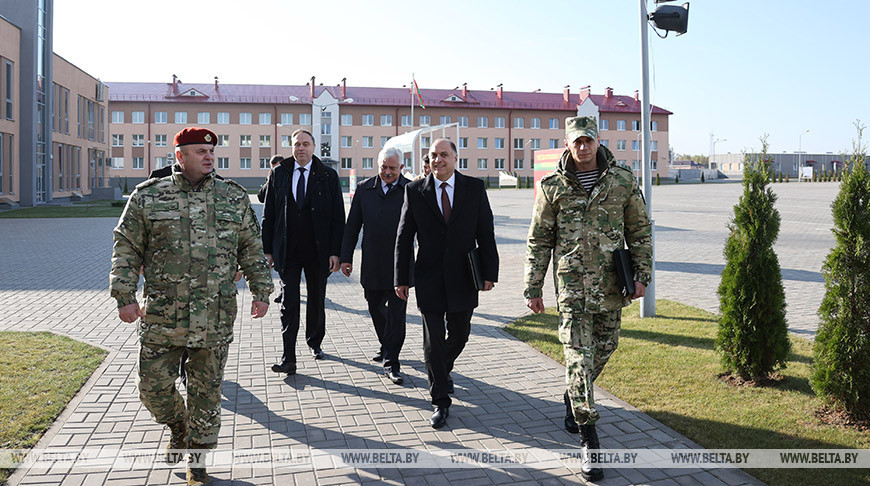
495, 158, 505, 170
530, 139, 541, 149
341, 157, 352, 169
111, 157, 124, 169
549, 118, 559, 129
260, 157, 270, 169
381, 136, 389, 147
600, 139, 609, 148
174, 111, 187, 124
632, 140, 639, 151
618, 159, 627, 167
362, 157, 373, 169
217, 157, 229, 169
198, 112, 210, 124
651, 140, 659, 151
458, 137, 468, 149
131, 111, 144, 124
421, 137, 430, 149
132, 134, 144, 147
155, 134, 167, 147
458, 116, 468, 128
380, 114, 393, 126
132, 157, 144, 169
617, 120, 626, 131
494, 138, 505, 149
259, 113, 271, 125
632, 159, 640, 170
111, 111, 124, 123
280, 135, 290, 147
362, 114, 374, 126
240, 157, 251, 170
440, 116, 451, 125
514, 138, 524, 150
419, 115, 430, 126
239, 112, 252, 125
341, 136, 352, 148
515, 158, 524, 170
401, 115, 412, 126
600, 119, 609, 130
458, 158, 468, 169
478, 137, 487, 149
155, 157, 168, 169
477, 158, 487, 169
514, 117, 524, 129
477, 116, 488, 128
495, 117, 505, 128
338, 114, 352, 126
240, 135, 252, 147
632, 120, 640, 131
652, 159, 658, 170
531, 117, 541, 129
617, 140, 626, 151
218, 112, 230, 124
259, 135, 271, 147
299, 113, 311, 125
155, 111, 167, 124
651, 121, 658, 132
4, 61, 12, 120
549, 139, 559, 149
281, 113, 294, 125
362, 136, 373, 148
112, 134, 124, 147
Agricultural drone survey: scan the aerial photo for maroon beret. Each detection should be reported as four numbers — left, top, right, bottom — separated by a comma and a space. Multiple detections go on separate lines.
174, 127, 217, 147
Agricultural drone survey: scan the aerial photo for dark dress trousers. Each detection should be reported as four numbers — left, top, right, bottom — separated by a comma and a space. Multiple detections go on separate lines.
340, 175, 413, 374
262, 156, 345, 364
395, 172, 498, 407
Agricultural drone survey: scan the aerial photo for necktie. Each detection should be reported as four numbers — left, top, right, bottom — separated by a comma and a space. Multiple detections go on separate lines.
296, 167, 306, 207
440, 181, 451, 223
385, 182, 393, 194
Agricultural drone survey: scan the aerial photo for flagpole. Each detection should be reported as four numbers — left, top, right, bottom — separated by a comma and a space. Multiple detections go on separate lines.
411, 73, 416, 173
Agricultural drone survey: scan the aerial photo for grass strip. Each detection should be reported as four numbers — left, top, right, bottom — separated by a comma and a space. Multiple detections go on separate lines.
0, 200, 125, 218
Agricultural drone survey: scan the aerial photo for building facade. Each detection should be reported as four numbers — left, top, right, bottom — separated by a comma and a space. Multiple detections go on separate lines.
0, 0, 110, 208
108, 77, 672, 189
715, 152, 867, 179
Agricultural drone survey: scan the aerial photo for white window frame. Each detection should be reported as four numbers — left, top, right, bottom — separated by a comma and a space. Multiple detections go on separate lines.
239, 112, 252, 125
198, 112, 210, 124
217, 112, 230, 124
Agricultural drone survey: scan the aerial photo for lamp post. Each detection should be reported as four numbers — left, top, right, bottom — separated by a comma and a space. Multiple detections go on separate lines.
798, 129, 809, 178
712, 138, 725, 170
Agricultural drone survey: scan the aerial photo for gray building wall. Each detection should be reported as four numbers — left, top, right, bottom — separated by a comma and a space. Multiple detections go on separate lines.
715, 152, 866, 178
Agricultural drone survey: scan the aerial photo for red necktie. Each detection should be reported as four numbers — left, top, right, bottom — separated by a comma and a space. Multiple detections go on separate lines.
440, 181, 451, 223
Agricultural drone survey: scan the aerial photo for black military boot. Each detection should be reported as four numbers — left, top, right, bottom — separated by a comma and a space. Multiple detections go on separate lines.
164, 420, 187, 464
564, 391, 579, 433
579, 424, 603, 481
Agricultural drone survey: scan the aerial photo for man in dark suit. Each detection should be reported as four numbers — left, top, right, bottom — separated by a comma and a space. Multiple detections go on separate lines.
395, 138, 499, 429
340, 147, 411, 385
262, 129, 345, 375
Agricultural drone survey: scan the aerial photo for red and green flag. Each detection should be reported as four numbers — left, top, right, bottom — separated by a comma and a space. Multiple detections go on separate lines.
413, 79, 426, 109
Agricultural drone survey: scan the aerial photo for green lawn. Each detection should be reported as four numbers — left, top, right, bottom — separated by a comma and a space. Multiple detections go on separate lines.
505, 300, 869, 486
0, 332, 107, 483
0, 200, 125, 218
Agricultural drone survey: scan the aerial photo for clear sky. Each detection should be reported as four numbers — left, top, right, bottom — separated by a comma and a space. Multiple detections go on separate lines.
54, 0, 869, 157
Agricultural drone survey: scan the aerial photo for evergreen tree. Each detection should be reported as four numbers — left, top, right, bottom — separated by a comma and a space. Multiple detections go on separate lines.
812, 121, 870, 419
701, 172, 706, 183
655, 173, 660, 186
716, 137, 790, 380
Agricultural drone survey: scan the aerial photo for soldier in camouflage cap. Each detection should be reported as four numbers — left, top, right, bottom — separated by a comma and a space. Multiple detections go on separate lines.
110, 126, 273, 486
524, 115, 652, 481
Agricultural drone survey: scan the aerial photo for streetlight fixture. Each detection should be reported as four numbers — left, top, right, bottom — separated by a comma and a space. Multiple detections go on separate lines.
798, 129, 809, 178
639, 0, 689, 318
712, 138, 725, 170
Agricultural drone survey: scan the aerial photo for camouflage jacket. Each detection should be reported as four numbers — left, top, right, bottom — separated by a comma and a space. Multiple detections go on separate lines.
110, 165, 274, 347
524, 145, 652, 315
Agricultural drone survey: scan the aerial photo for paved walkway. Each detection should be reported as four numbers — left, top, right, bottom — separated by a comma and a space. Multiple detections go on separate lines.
1, 182, 838, 485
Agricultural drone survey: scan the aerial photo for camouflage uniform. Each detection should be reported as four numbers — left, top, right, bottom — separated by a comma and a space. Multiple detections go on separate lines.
110, 165, 273, 447
524, 144, 652, 425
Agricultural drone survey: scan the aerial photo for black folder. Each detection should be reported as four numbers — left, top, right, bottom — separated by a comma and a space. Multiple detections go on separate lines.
467, 247, 485, 291
613, 249, 635, 297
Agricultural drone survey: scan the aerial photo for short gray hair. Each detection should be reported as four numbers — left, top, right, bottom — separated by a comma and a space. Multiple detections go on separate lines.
379, 146, 403, 164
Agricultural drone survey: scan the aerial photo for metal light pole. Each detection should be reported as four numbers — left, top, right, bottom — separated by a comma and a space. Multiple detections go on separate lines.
639, 0, 655, 317
712, 138, 725, 170
798, 129, 809, 178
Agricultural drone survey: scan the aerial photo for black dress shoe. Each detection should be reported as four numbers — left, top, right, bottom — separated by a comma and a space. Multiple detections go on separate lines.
564, 391, 579, 434
312, 348, 324, 360
271, 362, 296, 375
430, 407, 449, 429
273, 294, 282, 303
446, 379, 454, 394
386, 371, 403, 385
372, 352, 383, 362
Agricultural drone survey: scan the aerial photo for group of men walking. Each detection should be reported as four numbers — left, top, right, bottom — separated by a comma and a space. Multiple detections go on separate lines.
109, 116, 651, 484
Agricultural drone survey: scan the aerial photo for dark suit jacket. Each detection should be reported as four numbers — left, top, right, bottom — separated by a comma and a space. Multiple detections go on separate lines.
395, 172, 498, 313
257, 169, 272, 203
261, 156, 345, 273
340, 175, 413, 291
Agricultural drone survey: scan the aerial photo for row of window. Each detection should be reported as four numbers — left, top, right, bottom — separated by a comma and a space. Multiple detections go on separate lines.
111, 111, 315, 126
599, 139, 660, 151
112, 134, 317, 148
113, 156, 279, 171
600, 119, 659, 132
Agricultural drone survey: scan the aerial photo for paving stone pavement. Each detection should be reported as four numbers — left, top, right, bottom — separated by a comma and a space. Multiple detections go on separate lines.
1, 181, 837, 485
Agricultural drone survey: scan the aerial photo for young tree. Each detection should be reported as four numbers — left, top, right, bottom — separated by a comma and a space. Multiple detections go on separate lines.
716, 136, 790, 380
812, 120, 870, 419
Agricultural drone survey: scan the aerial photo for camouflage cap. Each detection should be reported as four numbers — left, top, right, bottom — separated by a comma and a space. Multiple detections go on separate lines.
565, 116, 599, 143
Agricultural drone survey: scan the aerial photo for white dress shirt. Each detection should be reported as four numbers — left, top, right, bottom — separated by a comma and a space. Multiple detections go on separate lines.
292, 160, 312, 202
434, 172, 455, 216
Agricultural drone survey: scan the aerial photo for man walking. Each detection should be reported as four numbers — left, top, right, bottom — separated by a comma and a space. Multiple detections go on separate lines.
111, 127, 273, 485
262, 129, 345, 374
524, 116, 652, 481
340, 147, 411, 385
395, 138, 499, 429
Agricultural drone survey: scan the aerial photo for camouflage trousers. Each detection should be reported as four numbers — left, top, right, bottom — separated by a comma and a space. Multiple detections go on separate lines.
137, 342, 229, 448
560, 310, 622, 426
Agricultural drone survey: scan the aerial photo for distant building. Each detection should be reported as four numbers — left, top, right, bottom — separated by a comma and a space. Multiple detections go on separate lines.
715, 152, 866, 178
0, 0, 110, 208
107, 79, 672, 189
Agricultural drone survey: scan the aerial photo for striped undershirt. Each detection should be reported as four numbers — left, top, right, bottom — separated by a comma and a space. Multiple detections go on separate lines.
577, 169, 599, 193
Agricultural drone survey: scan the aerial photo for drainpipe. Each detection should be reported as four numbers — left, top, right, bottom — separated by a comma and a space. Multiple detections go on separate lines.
147, 102, 152, 174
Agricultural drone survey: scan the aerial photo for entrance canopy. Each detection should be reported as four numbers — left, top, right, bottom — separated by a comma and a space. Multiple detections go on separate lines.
384, 123, 459, 176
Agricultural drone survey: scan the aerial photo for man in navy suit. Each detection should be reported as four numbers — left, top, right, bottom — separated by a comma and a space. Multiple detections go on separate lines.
395, 139, 499, 429
340, 147, 411, 385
